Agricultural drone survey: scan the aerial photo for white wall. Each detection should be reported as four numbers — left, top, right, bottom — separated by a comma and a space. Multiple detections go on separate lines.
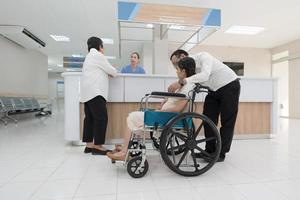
272, 61, 289, 117
272, 39, 300, 56
153, 25, 175, 75
289, 58, 300, 118
48, 72, 64, 112
189, 45, 272, 77
142, 42, 153, 74
272, 39, 300, 119
0, 36, 48, 98
48, 72, 63, 100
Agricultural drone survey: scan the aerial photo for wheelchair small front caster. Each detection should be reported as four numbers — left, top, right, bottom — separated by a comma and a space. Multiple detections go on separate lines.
127, 156, 149, 178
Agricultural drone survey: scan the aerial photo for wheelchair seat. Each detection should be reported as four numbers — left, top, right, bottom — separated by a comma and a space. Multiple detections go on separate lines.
144, 110, 192, 129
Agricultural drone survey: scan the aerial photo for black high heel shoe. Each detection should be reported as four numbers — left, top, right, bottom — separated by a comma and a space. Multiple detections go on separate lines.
84, 147, 93, 154
92, 148, 112, 155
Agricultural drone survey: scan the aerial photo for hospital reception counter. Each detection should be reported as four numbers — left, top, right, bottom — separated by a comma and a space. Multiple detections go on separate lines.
62, 72, 278, 143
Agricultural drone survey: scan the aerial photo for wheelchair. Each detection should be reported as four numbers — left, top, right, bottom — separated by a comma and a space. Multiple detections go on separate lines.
114, 83, 221, 178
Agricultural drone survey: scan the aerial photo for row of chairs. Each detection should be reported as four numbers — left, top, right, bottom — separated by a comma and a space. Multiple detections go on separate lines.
0, 97, 51, 125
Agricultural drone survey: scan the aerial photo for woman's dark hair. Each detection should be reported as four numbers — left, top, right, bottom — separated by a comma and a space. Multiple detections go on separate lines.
131, 52, 140, 59
177, 57, 196, 77
87, 37, 103, 52
170, 49, 189, 60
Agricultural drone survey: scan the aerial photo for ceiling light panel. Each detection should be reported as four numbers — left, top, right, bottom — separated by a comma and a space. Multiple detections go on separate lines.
225, 26, 265, 35
50, 35, 70, 42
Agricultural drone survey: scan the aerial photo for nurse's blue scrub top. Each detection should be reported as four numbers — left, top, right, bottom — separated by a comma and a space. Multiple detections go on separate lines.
120, 65, 146, 74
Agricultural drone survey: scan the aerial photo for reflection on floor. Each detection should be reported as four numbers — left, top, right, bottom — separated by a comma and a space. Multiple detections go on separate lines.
0, 109, 299, 200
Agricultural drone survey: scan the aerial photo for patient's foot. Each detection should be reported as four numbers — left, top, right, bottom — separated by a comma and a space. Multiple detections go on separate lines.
107, 151, 126, 161
112, 144, 123, 153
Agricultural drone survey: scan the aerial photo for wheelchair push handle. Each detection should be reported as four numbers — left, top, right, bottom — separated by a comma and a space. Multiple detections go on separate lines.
193, 83, 210, 93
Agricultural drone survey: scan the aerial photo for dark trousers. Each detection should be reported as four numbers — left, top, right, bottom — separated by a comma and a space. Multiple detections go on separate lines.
203, 79, 241, 155
83, 95, 108, 145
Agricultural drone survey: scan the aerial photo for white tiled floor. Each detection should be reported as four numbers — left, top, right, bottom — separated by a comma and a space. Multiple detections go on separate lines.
1, 111, 300, 200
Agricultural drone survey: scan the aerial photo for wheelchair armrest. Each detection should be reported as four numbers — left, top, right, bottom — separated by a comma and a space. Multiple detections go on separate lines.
150, 91, 186, 98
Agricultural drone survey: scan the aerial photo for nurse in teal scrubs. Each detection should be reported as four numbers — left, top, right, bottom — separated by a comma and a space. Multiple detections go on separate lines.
121, 52, 146, 74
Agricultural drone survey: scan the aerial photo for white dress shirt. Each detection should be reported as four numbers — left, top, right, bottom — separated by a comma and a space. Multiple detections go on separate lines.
80, 48, 118, 102
186, 52, 237, 91
162, 82, 194, 112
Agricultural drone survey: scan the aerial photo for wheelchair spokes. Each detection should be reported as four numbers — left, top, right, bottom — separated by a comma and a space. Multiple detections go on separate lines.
191, 149, 199, 171
166, 130, 187, 155
160, 112, 221, 176
193, 121, 204, 139
176, 148, 189, 167
127, 157, 149, 178
170, 130, 188, 142
183, 119, 192, 138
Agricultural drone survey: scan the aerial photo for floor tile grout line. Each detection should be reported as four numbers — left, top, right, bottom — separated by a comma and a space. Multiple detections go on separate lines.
115, 165, 120, 200
227, 159, 298, 184
189, 177, 255, 200
71, 154, 99, 200
260, 180, 293, 200
0, 158, 38, 189
188, 172, 233, 200
230, 181, 291, 200
27, 153, 72, 200
230, 184, 251, 200
149, 170, 161, 200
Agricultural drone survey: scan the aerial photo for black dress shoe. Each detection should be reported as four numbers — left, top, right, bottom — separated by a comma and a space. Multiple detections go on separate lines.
84, 147, 93, 154
195, 152, 208, 159
195, 150, 213, 159
92, 148, 112, 155
217, 154, 225, 162
195, 152, 225, 162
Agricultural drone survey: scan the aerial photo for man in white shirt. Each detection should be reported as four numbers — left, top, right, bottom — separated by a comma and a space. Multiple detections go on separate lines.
168, 49, 241, 162
80, 37, 117, 155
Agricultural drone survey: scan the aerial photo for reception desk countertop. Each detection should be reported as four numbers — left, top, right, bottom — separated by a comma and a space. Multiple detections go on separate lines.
62, 72, 278, 141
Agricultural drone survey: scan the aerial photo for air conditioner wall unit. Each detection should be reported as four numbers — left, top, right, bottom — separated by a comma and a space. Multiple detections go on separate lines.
0, 25, 46, 49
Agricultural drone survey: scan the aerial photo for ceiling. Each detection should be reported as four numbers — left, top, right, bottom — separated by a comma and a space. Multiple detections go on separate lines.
0, 0, 299, 72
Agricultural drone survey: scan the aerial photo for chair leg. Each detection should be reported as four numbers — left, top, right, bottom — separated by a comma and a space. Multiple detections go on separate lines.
0, 117, 8, 125
4, 113, 18, 123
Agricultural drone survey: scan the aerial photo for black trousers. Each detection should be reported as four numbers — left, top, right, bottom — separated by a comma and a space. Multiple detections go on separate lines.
203, 79, 241, 155
83, 95, 108, 145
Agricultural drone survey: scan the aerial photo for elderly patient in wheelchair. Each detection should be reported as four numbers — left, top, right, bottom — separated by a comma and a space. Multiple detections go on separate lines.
106, 57, 195, 161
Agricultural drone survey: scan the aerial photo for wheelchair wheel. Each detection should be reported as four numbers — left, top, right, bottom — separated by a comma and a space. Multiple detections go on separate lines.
166, 129, 188, 155
160, 112, 221, 177
151, 131, 186, 155
127, 156, 149, 178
